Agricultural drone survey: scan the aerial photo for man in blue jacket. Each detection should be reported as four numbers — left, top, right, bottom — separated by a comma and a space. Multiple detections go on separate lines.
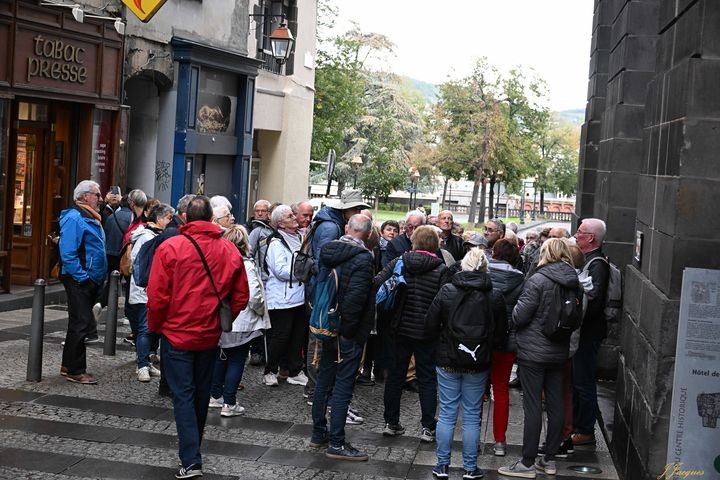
59, 180, 108, 385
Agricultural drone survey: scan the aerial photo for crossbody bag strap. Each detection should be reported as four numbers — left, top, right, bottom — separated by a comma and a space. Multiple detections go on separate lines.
182, 233, 221, 302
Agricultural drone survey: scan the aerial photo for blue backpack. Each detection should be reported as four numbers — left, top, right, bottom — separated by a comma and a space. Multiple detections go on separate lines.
309, 266, 341, 341
376, 255, 407, 314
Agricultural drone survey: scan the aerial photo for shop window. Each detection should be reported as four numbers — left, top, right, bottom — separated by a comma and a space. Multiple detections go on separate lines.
14, 134, 36, 236
17, 102, 48, 122
90, 110, 114, 194
0, 100, 8, 247
194, 69, 237, 135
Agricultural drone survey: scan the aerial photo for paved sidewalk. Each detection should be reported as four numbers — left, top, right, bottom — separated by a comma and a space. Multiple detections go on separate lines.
0, 305, 618, 479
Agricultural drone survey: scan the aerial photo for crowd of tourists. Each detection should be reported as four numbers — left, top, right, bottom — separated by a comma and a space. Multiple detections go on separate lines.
57, 180, 611, 479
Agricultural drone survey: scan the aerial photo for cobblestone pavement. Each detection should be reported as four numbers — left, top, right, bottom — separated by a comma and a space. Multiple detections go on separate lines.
0, 306, 618, 479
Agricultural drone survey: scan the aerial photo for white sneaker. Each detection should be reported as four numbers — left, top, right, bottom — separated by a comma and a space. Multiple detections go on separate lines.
208, 396, 224, 408
286, 371, 309, 386
92, 303, 103, 322
148, 364, 161, 377
263, 373, 279, 386
118, 317, 130, 326
346, 410, 364, 425
137, 366, 151, 382
221, 403, 245, 417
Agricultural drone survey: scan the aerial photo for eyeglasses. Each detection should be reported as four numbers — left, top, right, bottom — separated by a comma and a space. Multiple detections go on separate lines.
218, 214, 234, 221
574, 230, 593, 237
86, 191, 101, 199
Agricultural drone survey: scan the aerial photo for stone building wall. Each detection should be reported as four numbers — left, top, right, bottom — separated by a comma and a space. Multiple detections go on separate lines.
577, 1, 720, 479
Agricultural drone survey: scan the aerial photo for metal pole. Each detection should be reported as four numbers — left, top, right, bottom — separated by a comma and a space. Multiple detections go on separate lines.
27, 279, 46, 382
519, 184, 526, 225
532, 191, 537, 220
103, 270, 121, 356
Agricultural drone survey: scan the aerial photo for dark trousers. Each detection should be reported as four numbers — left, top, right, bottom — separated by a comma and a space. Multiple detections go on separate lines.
61, 277, 100, 375
162, 336, 217, 469
312, 337, 363, 448
383, 335, 437, 429
572, 337, 601, 434
265, 305, 306, 377
518, 362, 565, 464
210, 343, 250, 406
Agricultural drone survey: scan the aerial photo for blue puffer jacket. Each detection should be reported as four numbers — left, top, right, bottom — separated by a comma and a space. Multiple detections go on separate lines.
59, 206, 108, 285
310, 206, 344, 260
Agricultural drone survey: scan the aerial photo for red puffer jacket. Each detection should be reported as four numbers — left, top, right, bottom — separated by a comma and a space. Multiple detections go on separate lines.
147, 220, 249, 351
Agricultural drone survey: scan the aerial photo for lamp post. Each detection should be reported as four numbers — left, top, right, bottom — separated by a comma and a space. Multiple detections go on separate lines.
408, 168, 420, 210
532, 190, 538, 221
351, 155, 363, 189
494, 171, 503, 219
269, 22, 295, 64
520, 179, 534, 225
520, 183, 526, 225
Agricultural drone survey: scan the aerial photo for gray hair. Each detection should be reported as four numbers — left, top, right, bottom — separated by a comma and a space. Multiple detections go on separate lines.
127, 189, 148, 208
461, 247, 489, 272
254, 199, 271, 210
347, 214, 373, 234
210, 195, 232, 211
507, 222, 519, 233
147, 203, 175, 223
488, 218, 506, 234
406, 209, 426, 224
270, 204, 293, 227
213, 205, 230, 220
291, 200, 312, 213
176, 194, 194, 214
73, 180, 100, 201
582, 218, 607, 244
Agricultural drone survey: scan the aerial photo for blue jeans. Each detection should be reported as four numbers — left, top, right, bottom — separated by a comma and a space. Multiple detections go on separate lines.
128, 303, 156, 369
210, 343, 250, 406
311, 337, 363, 448
161, 336, 217, 468
383, 335, 437, 429
572, 337, 601, 434
435, 367, 488, 471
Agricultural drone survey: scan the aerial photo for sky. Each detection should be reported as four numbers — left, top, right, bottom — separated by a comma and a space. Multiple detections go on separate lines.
329, 0, 594, 112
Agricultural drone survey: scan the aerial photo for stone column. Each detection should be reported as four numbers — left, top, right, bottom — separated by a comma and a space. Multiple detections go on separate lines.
615, 2, 720, 479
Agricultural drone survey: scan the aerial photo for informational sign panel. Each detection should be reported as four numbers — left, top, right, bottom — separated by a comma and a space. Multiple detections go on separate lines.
666, 268, 720, 479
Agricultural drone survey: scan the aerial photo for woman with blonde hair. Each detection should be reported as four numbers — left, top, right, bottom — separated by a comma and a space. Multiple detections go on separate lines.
426, 247, 506, 479
499, 238, 582, 478
209, 224, 270, 416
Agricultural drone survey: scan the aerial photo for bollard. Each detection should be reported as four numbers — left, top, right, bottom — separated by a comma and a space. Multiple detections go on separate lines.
26, 279, 46, 382
103, 270, 121, 356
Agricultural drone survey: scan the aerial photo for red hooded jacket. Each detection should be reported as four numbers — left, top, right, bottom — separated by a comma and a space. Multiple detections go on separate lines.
147, 220, 249, 350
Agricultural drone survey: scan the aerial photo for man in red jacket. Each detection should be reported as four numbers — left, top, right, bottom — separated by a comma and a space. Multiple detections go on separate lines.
148, 195, 248, 479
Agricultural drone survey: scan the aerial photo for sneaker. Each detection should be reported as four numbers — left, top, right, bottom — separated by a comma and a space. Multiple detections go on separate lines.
382, 422, 405, 436
148, 364, 161, 377
497, 460, 536, 478
538, 437, 572, 458
432, 464, 449, 479
309, 436, 328, 448
123, 336, 135, 347
60, 366, 68, 377
118, 317, 130, 326
346, 410, 364, 425
249, 353, 264, 366
84, 336, 101, 344
420, 427, 436, 442
325, 443, 368, 462
208, 396, 224, 408
494, 441, 506, 456
286, 371, 309, 386
221, 403, 245, 417
263, 373, 279, 386
92, 303, 103, 322
137, 366, 151, 382
66, 373, 98, 385
463, 468, 485, 479
535, 456, 557, 475
175, 463, 203, 479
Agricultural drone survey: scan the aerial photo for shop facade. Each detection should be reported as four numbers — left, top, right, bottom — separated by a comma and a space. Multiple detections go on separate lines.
0, 0, 124, 288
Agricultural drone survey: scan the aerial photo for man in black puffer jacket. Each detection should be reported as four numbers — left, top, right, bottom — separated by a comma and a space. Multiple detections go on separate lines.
374, 225, 449, 442
311, 214, 374, 462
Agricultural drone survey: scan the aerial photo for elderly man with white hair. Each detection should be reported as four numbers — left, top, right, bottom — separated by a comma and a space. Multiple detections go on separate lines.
570, 218, 610, 449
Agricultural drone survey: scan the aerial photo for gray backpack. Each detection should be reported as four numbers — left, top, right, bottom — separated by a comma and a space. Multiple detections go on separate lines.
583, 256, 623, 323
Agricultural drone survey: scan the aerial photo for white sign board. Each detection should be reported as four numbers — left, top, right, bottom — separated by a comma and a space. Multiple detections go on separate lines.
665, 268, 720, 479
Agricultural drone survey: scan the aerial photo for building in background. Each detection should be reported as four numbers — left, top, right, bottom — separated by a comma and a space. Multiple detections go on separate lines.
0, 0, 125, 288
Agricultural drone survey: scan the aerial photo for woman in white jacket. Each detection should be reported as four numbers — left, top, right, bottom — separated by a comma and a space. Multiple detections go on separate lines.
262, 205, 307, 387
128, 203, 175, 382
209, 225, 271, 416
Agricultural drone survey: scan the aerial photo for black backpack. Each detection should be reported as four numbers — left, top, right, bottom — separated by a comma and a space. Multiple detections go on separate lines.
539, 273, 581, 341
445, 288, 494, 369
294, 219, 342, 285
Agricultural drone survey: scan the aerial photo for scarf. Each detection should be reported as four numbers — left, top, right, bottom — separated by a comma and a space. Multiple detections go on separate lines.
76, 202, 101, 222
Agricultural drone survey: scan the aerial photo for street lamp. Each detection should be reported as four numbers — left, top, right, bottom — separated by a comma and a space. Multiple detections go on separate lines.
269, 22, 295, 64
351, 155, 363, 189
495, 171, 503, 219
520, 179, 534, 225
532, 190, 538, 221
408, 168, 420, 210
